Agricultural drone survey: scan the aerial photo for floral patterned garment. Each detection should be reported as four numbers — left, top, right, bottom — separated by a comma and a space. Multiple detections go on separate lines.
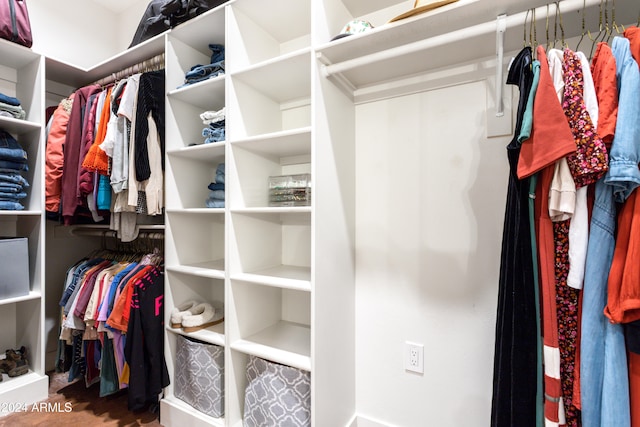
562, 48, 609, 188
554, 220, 582, 427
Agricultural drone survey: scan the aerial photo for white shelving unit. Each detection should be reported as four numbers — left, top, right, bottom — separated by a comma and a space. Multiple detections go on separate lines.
0, 38, 48, 411
161, 4, 229, 427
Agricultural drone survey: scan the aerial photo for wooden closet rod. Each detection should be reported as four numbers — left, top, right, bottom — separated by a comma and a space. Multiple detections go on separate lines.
89, 52, 165, 87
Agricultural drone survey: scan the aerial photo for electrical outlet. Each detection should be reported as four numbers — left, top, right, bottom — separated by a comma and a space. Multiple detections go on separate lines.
405, 342, 424, 374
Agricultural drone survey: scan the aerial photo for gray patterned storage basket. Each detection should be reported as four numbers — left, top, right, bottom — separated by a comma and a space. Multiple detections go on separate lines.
175, 334, 224, 418
243, 355, 311, 427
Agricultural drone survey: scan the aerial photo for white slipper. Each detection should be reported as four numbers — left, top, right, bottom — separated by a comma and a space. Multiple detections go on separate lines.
181, 302, 224, 332
170, 300, 198, 328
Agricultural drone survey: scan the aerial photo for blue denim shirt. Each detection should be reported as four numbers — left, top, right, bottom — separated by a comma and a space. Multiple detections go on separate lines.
604, 37, 640, 203
580, 179, 630, 427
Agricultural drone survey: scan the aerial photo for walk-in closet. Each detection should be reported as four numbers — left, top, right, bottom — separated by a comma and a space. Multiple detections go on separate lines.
0, 0, 639, 426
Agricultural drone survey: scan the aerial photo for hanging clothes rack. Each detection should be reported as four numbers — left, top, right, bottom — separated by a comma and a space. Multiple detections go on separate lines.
89, 52, 165, 87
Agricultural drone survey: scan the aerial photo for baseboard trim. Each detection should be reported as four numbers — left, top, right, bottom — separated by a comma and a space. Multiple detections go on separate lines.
349, 414, 394, 427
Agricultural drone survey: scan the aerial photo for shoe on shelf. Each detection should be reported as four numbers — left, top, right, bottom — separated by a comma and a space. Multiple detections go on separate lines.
4, 346, 29, 377
170, 300, 199, 328
181, 302, 224, 333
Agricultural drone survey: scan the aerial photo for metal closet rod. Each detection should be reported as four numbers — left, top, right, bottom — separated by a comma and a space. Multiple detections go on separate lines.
89, 52, 165, 87
69, 227, 165, 239
323, 0, 608, 78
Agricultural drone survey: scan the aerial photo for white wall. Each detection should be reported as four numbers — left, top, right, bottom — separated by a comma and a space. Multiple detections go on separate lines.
28, 0, 149, 68
354, 78, 510, 426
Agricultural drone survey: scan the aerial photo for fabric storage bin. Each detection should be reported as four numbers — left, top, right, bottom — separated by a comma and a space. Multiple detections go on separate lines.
174, 334, 224, 418
243, 355, 311, 427
0, 237, 29, 299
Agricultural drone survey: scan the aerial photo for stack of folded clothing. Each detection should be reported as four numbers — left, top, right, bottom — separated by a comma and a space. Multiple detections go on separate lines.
0, 92, 26, 120
180, 43, 225, 88
205, 163, 225, 208
0, 129, 29, 210
201, 107, 225, 144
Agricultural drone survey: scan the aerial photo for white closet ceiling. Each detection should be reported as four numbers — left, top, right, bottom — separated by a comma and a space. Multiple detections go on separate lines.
88, 0, 132, 13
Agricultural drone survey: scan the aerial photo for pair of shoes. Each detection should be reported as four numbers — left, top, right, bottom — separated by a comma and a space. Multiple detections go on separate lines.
170, 301, 224, 333
1, 346, 28, 377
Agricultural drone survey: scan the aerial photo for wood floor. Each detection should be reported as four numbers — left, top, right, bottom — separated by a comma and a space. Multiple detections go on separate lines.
0, 371, 163, 426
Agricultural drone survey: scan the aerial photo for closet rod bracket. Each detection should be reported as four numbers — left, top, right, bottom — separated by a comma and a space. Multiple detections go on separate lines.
495, 14, 507, 117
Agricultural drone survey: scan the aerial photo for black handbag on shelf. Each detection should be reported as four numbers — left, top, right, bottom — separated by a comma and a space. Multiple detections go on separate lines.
129, 0, 226, 48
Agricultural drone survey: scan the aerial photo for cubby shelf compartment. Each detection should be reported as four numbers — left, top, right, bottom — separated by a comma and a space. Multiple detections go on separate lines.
165, 210, 225, 270
229, 210, 311, 278
165, 149, 226, 209
229, 128, 311, 209
228, 49, 311, 140
166, 5, 226, 92
166, 94, 226, 149
227, 0, 310, 71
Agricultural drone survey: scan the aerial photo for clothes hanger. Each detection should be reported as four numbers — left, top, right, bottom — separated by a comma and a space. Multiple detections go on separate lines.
576, 0, 587, 52
555, 1, 567, 49
601, 0, 612, 44
546, 4, 551, 51
611, 0, 625, 36
589, 0, 604, 59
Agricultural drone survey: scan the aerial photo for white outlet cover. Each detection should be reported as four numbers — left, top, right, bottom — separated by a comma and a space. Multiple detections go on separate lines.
404, 342, 424, 374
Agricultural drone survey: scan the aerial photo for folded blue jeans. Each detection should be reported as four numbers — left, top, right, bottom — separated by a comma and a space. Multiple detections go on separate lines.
203, 127, 225, 144
0, 172, 29, 187
208, 190, 225, 200
208, 182, 225, 191
0, 200, 23, 210
0, 191, 27, 200
0, 160, 28, 171
0, 182, 24, 192
0, 130, 27, 163
205, 198, 225, 208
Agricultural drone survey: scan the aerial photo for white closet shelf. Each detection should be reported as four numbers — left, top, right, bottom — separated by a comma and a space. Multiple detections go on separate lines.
230, 48, 312, 103
0, 291, 41, 307
167, 75, 226, 111
44, 33, 165, 88
166, 260, 225, 279
231, 265, 311, 291
167, 323, 225, 347
0, 371, 44, 389
230, 207, 311, 215
230, 127, 311, 157
0, 211, 41, 217
169, 4, 226, 47
167, 141, 226, 162
160, 396, 225, 427
317, 0, 628, 102
0, 117, 41, 136
166, 208, 225, 215
231, 0, 310, 47
231, 320, 311, 372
